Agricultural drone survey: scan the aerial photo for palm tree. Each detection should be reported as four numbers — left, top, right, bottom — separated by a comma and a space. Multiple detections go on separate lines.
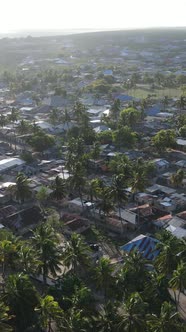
162, 96, 169, 111
8, 172, 32, 203
0, 300, 12, 331
62, 233, 90, 274
147, 301, 183, 332
17, 244, 41, 275
35, 295, 63, 332
8, 108, 19, 150
116, 251, 148, 299
51, 175, 66, 200
17, 119, 31, 135
0, 114, 8, 128
94, 301, 119, 332
142, 271, 170, 315
170, 169, 184, 188
110, 174, 128, 220
155, 231, 181, 276
68, 161, 86, 208
117, 292, 148, 332
31, 224, 62, 286
93, 257, 114, 301
169, 261, 186, 307
89, 178, 104, 201
0, 239, 17, 279
97, 186, 114, 218
5, 273, 39, 331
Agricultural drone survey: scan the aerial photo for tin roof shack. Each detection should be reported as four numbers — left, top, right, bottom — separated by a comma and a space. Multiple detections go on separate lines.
63, 217, 90, 235
176, 138, 186, 152
152, 159, 170, 173
114, 209, 138, 230
106, 216, 128, 235
146, 184, 176, 196
135, 193, 156, 205
175, 160, 186, 169
68, 198, 85, 213
166, 225, 186, 238
2, 206, 42, 234
130, 204, 153, 224
120, 234, 160, 261
0, 158, 25, 174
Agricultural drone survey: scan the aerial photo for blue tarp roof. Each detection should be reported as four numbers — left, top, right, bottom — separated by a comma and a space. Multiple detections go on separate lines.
120, 234, 160, 260
146, 104, 162, 116
114, 94, 133, 102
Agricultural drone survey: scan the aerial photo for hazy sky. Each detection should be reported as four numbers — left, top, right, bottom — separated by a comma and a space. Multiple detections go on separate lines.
1, 0, 185, 33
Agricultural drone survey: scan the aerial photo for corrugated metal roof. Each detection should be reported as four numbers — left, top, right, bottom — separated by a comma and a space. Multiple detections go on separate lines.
0, 158, 25, 172
120, 234, 160, 260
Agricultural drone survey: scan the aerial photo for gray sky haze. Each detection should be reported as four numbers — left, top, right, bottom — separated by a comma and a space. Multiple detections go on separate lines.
0, 0, 185, 34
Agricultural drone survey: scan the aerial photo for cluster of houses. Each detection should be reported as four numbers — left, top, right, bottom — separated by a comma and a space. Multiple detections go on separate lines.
0, 31, 186, 263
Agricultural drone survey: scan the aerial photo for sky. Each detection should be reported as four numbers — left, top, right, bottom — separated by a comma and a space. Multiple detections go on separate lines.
0, 0, 185, 33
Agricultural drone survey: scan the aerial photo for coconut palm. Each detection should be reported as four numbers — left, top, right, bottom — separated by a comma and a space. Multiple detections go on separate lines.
8, 172, 32, 203
51, 175, 66, 200
62, 233, 90, 274
170, 169, 184, 188
110, 174, 128, 220
0, 114, 8, 128
93, 257, 114, 300
0, 239, 17, 279
97, 186, 114, 218
68, 161, 86, 208
0, 300, 12, 331
0, 231, 21, 279
94, 301, 119, 332
117, 292, 148, 332
17, 119, 31, 135
155, 232, 180, 275
17, 244, 41, 275
116, 251, 148, 299
31, 224, 62, 286
5, 273, 39, 331
35, 295, 63, 332
147, 301, 183, 332
169, 261, 186, 307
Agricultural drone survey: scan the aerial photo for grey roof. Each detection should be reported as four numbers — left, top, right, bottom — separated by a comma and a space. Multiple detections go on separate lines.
116, 209, 137, 225
0, 158, 25, 172
177, 138, 186, 146
166, 225, 186, 239
175, 160, 186, 168
168, 216, 186, 228
146, 184, 176, 195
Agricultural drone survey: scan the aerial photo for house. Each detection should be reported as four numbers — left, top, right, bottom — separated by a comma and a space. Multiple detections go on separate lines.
130, 204, 153, 222
64, 217, 90, 235
146, 184, 176, 196
43, 96, 67, 108
68, 198, 84, 213
107, 216, 128, 234
103, 69, 113, 76
34, 121, 54, 132
175, 160, 186, 169
94, 125, 110, 133
153, 214, 172, 230
0, 158, 25, 174
166, 225, 186, 239
0, 205, 17, 222
152, 159, 169, 172
120, 234, 160, 261
176, 138, 186, 152
113, 94, 133, 102
135, 192, 156, 205
115, 209, 138, 229
2, 206, 42, 234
